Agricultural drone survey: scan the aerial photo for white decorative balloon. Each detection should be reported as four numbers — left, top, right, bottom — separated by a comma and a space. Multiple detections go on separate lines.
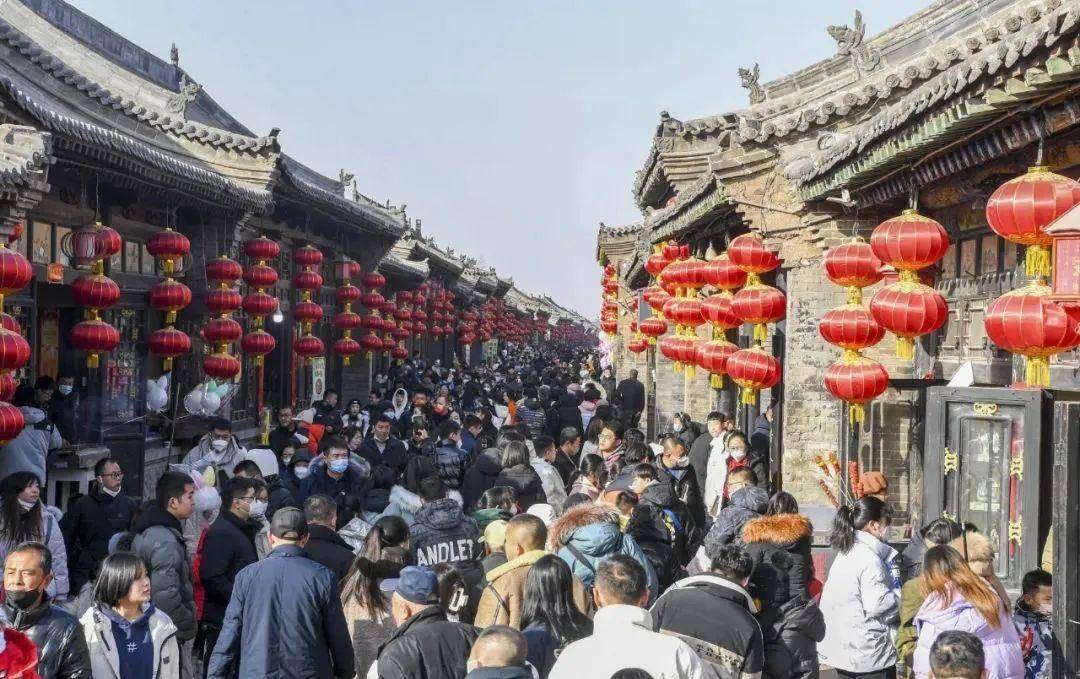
184, 384, 206, 415
201, 391, 221, 415
147, 381, 168, 412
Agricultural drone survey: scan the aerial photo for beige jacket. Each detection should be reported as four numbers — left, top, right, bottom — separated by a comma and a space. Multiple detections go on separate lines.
475, 549, 590, 628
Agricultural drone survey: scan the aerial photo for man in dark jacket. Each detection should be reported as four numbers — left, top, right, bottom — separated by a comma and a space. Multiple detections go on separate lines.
357, 416, 410, 512
49, 374, 79, 444
462, 447, 504, 511
656, 435, 706, 547
59, 457, 137, 593
703, 473, 770, 556
300, 436, 371, 510
268, 405, 300, 457
626, 465, 691, 589
650, 544, 765, 679
373, 566, 479, 679
199, 476, 261, 663
554, 393, 583, 440
207, 508, 354, 679
410, 477, 482, 586
302, 494, 355, 584
131, 471, 197, 666
313, 388, 342, 435
433, 420, 470, 491
1, 542, 91, 678
613, 369, 645, 428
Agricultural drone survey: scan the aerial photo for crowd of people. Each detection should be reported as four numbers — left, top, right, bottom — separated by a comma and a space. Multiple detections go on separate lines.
0, 345, 1055, 678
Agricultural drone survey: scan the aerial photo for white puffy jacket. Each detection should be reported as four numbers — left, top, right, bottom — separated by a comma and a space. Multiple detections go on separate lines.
818, 529, 901, 673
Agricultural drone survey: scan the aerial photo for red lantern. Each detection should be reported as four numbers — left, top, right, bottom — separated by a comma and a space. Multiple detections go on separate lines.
869, 282, 947, 359
292, 270, 324, 293
242, 291, 278, 319
362, 272, 386, 289
382, 336, 397, 352
149, 280, 192, 322
819, 305, 886, 350
627, 337, 648, 354
72, 274, 120, 310
294, 301, 324, 327
728, 234, 780, 278
727, 346, 781, 405
824, 240, 884, 292
360, 332, 383, 356
241, 330, 276, 366
0, 401, 24, 444
392, 345, 409, 360
696, 339, 738, 388
986, 167, 1080, 278
337, 284, 361, 305
147, 228, 190, 275
334, 337, 361, 365
95, 226, 122, 259
70, 319, 120, 368
824, 354, 890, 424
203, 351, 241, 379
205, 289, 243, 315
205, 256, 243, 284
243, 264, 278, 289
334, 311, 362, 331
0, 328, 30, 373
701, 255, 747, 290
244, 236, 281, 262
0, 314, 19, 335
204, 318, 243, 344
870, 210, 949, 273
701, 293, 741, 334
984, 282, 1080, 387
293, 245, 324, 268
294, 334, 325, 363
731, 284, 786, 342
0, 372, 16, 402
149, 328, 192, 371
361, 291, 385, 310
0, 247, 30, 302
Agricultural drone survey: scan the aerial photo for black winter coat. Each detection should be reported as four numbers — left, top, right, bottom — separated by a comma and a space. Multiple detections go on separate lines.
206, 545, 355, 679
268, 424, 300, 456
655, 461, 705, 547
493, 465, 547, 510
265, 475, 299, 520
461, 449, 503, 511
625, 483, 691, 589
742, 513, 823, 679
703, 485, 770, 558
613, 377, 645, 414
357, 437, 411, 511
199, 511, 259, 625
299, 461, 371, 512
410, 498, 482, 586
303, 524, 355, 584
59, 485, 137, 593
555, 395, 584, 438
0, 598, 90, 679
433, 442, 469, 491
373, 606, 478, 679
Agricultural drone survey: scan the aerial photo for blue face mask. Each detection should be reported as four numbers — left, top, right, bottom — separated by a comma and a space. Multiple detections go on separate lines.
329, 459, 349, 474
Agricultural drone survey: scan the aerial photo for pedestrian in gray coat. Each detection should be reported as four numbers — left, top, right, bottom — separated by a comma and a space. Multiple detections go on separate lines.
0, 406, 62, 486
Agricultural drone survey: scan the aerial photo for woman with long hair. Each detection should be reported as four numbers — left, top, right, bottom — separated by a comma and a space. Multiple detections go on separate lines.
340, 516, 410, 677
493, 441, 546, 510
0, 472, 68, 598
521, 554, 593, 679
911, 545, 1022, 678
567, 454, 604, 502
579, 418, 605, 458
431, 562, 473, 624
818, 496, 900, 678
80, 552, 180, 678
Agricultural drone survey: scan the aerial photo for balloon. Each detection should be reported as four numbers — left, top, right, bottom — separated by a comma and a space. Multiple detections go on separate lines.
147, 381, 168, 412
183, 385, 205, 415
201, 391, 221, 415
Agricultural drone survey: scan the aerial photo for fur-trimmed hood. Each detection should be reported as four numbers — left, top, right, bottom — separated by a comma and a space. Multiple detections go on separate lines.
741, 513, 813, 546
547, 502, 620, 551
949, 530, 995, 576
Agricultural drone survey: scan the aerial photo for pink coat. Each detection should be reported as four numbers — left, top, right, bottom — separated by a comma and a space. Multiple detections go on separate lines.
913, 588, 1024, 679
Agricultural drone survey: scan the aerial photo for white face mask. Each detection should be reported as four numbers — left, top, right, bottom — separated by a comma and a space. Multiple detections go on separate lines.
294, 466, 310, 479
729, 447, 747, 461
211, 438, 229, 452
58, 385, 73, 396
17, 499, 35, 512
248, 500, 267, 519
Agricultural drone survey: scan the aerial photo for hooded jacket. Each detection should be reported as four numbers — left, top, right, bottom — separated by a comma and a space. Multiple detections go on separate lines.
434, 441, 470, 491
462, 448, 505, 511
650, 574, 765, 679
913, 587, 1023, 679
0, 596, 90, 679
0, 407, 61, 484
656, 458, 706, 542
80, 603, 179, 679
410, 498, 481, 582
741, 514, 823, 679
494, 465, 547, 511
131, 506, 196, 641
474, 550, 590, 629
357, 436, 410, 512
384, 485, 464, 526
299, 457, 371, 511
818, 530, 900, 673
626, 483, 691, 589
547, 504, 658, 603
182, 435, 247, 484
704, 486, 770, 557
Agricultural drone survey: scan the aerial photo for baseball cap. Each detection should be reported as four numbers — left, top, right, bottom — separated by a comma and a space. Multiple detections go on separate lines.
380, 566, 439, 606
484, 519, 508, 549
269, 507, 308, 540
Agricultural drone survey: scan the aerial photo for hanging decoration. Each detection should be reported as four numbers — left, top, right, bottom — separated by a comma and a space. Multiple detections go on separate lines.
728, 234, 785, 343
332, 258, 362, 366
985, 166, 1080, 279
292, 245, 325, 364
203, 255, 243, 379
984, 281, 1080, 387
869, 209, 949, 359
0, 241, 30, 441
726, 345, 782, 405
147, 227, 192, 371
240, 236, 279, 367
820, 239, 889, 424
67, 222, 122, 368
599, 264, 619, 338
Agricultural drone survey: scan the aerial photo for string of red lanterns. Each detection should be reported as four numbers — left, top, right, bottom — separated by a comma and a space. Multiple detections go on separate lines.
333, 257, 362, 365
203, 255, 243, 380
725, 234, 784, 405
147, 227, 192, 371
696, 254, 746, 388
0, 232, 32, 441
240, 237, 279, 367
68, 222, 122, 368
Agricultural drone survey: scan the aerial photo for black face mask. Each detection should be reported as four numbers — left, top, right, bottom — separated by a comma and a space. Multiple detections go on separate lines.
6, 588, 41, 610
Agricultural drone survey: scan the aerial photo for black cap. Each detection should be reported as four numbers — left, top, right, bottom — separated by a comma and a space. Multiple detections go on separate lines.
269, 507, 308, 540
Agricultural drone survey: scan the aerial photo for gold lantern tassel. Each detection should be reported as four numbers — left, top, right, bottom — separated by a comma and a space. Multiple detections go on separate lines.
254, 356, 263, 367
849, 403, 866, 426
674, 361, 683, 374
754, 323, 768, 344
740, 386, 756, 405
1025, 356, 1050, 388
686, 364, 697, 380
1025, 245, 1051, 279
846, 286, 862, 306
343, 357, 351, 366
896, 337, 914, 360
163, 357, 174, 372
710, 373, 724, 389
87, 353, 99, 369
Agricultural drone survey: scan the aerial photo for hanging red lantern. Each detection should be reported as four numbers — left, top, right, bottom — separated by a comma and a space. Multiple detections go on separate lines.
149, 328, 192, 371
0, 372, 16, 402
293, 245, 324, 269
382, 336, 397, 352
869, 283, 947, 359
727, 346, 781, 405
984, 282, 1080, 387
392, 345, 409, 360
362, 271, 386, 290
0, 401, 23, 444
0, 314, 19, 335
203, 351, 241, 379
728, 234, 780, 279
292, 270, 323, 294
334, 337, 361, 365
702, 254, 747, 290
204, 318, 243, 344
360, 332, 383, 357
824, 354, 890, 424
870, 210, 949, 273
696, 338, 738, 388
628, 336, 648, 354
70, 319, 120, 368
294, 301, 324, 328
0, 329, 30, 373
96, 226, 122, 260
205, 256, 243, 284
337, 284, 361, 305
334, 311, 362, 332
294, 334, 325, 364
242, 291, 278, 319
149, 280, 192, 324
824, 240, 884, 291
206, 289, 243, 315
244, 236, 281, 262
732, 284, 786, 342
243, 265, 278, 290
0, 246, 31, 301
819, 305, 886, 350
241, 330, 277, 367
986, 166, 1080, 278
72, 274, 120, 310
701, 293, 742, 334
147, 228, 191, 275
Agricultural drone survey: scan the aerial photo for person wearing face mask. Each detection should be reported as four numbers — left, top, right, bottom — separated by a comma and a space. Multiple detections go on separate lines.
357, 417, 410, 513
819, 496, 901, 678
59, 458, 137, 596
702, 431, 765, 518
655, 436, 705, 548
1013, 570, 1052, 679
0, 542, 91, 679
300, 437, 371, 514
197, 476, 262, 670
183, 418, 247, 486
278, 446, 310, 503
49, 375, 79, 444
0, 471, 70, 604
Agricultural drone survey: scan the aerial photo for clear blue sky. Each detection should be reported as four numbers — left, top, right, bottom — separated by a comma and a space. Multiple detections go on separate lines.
69, 0, 926, 319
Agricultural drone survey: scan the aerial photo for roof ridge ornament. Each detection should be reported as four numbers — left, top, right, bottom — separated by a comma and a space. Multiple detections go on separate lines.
165, 73, 200, 119
828, 10, 881, 77
739, 63, 766, 104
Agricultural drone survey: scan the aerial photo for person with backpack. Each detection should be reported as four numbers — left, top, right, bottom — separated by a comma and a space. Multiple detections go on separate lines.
626, 464, 690, 590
